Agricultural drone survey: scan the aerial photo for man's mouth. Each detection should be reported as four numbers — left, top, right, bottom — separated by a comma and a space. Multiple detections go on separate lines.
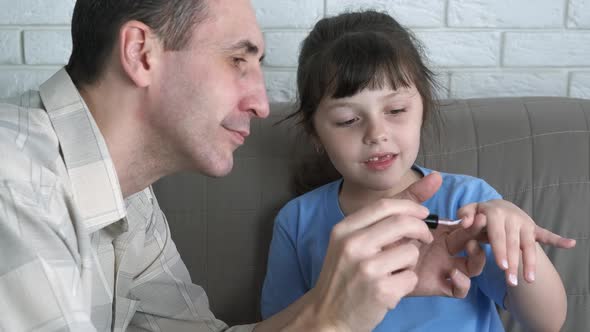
224, 126, 249, 145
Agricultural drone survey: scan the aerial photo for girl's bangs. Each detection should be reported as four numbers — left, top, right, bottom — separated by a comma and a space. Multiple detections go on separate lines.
323, 31, 416, 99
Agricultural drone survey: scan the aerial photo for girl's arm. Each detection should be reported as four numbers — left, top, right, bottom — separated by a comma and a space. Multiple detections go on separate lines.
504, 243, 567, 332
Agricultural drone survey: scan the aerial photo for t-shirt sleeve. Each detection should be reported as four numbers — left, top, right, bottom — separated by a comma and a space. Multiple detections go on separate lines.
260, 210, 308, 319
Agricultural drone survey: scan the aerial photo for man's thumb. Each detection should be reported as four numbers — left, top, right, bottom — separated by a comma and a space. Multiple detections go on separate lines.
394, 172, 442, 203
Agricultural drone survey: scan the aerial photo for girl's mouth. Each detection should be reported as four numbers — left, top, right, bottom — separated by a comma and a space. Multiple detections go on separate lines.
364, 153, 396, 171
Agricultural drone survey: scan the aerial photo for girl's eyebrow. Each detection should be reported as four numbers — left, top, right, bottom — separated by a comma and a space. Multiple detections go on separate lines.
325, 90, 404, 110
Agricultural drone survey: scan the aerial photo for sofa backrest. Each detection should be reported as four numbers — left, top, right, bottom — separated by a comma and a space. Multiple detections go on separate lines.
153, 97, 590, 331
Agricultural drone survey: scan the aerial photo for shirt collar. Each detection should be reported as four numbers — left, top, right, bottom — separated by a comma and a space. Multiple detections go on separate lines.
39, 68, 127, 233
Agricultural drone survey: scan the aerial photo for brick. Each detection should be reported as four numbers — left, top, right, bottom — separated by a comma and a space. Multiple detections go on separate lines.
263, 70, 297, 104
450, 71, 567, 99
0, 0, 73, 25
449, 0, 564, 28
326, 0, 445, 27
0, 30, 21, 65
24, 30, 71, 65
416, 31, 501, 67
568, 0, 590, 28
570, 72, 590, 98
263, 32, 307, 68
0, 69, 58, 99
504, 32, 590, 66
252, 0, 323, 28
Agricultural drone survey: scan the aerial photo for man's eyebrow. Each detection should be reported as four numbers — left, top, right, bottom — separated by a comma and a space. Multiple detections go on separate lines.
228, 39, 265, 61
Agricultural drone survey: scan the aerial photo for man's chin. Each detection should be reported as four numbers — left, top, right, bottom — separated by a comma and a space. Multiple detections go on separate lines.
200, 159, 234, 178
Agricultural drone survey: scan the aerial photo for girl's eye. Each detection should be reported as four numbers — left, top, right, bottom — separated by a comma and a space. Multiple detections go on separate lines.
336, 118, 358, 126
387, 109, 405, 115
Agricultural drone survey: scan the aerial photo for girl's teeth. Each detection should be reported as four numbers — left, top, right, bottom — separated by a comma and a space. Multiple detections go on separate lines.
367, 154, 390, 162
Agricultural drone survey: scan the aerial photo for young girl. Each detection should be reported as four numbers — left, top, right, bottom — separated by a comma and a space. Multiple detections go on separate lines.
260, 10, 575, 332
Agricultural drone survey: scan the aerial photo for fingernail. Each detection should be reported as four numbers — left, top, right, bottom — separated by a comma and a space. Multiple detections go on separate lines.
501, 260, 509, 270
528, 272, 535, 282
509, 274, 518, 286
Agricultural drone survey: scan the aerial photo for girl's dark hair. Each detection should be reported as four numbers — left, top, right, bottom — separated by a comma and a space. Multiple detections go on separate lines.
66, 0, 208, 87
286, 10, 440, 194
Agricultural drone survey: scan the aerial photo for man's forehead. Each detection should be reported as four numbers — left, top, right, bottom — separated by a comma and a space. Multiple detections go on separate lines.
193, 0, 264, 53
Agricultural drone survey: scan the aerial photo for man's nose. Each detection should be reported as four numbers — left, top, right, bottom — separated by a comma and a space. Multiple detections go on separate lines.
240, 68, 270, 118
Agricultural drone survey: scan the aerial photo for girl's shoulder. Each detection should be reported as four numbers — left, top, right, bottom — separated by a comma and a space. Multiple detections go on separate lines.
276, 179, 342, 221
415, 165, 502, 204
416, 165, 497, 193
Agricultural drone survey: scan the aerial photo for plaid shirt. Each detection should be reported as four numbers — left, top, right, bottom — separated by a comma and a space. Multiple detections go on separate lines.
0, 68, 256, 332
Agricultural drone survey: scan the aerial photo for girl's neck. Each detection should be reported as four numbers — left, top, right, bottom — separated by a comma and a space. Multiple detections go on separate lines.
338, 168, 423, 216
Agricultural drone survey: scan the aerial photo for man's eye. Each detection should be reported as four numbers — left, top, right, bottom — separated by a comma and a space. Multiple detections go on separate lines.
233, 57, 246, 66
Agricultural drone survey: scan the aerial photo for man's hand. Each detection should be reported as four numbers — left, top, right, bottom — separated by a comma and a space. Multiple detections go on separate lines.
306, 173, 440, 332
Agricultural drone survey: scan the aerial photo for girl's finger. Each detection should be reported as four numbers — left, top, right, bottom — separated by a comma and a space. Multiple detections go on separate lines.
457, 203, 478, 228
521, 227, 537, 283
485, 213, 509, 272
465, 239, 485, 277
505, 219, 521, 286
534, 225, 576, 249
449, 269, 471, 299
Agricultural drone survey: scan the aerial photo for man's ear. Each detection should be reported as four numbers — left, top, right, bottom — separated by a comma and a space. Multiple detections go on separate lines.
118, 20, 161, 88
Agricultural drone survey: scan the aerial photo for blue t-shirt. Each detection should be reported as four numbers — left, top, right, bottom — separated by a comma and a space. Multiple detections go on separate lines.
261, 166, 507, 332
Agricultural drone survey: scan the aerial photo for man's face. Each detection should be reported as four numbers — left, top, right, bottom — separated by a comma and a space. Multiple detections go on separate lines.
148, 0, 269, 177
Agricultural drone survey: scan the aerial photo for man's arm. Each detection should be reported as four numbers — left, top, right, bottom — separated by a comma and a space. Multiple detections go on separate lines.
125, 193, 257, 332
0, 180, 98, 331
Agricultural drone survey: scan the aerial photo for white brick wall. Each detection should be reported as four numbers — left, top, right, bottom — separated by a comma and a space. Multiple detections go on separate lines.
1, 0, 589, 101
448, 0, 564, 28
257, 0, 590, 101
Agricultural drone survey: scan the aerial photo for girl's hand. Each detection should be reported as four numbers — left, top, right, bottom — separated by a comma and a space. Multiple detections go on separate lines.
457, 200, 576, 286
410, 230, 486, 299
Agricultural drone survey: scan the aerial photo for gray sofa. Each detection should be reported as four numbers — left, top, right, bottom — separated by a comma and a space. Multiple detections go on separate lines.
153, 97, 590, 331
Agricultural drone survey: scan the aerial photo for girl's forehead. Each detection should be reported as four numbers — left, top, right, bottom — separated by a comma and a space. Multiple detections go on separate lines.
326, 85, 418, 103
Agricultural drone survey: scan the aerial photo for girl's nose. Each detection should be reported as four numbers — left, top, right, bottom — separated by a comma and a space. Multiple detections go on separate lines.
363, 120, 388, 145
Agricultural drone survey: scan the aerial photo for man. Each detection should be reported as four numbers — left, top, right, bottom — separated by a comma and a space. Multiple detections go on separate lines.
0, 0, 517, 331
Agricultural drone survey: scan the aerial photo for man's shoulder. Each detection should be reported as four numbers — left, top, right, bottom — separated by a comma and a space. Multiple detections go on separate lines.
0, 90, 64, 185
0, 90, 51, 131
